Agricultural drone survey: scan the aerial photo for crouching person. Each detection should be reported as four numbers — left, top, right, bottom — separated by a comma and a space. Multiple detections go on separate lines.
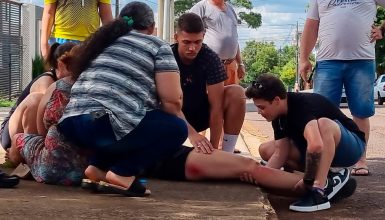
246, 73, 364, 212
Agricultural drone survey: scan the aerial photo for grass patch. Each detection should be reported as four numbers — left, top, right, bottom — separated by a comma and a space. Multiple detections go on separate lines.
0, 98, 15, 107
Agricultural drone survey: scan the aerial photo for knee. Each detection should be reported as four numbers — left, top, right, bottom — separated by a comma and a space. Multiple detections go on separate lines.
170, 117, 188, 144
317, 117, 340, 142
224, 85, 246, 105
185, 160, 205, 180
259, 142, 271, 160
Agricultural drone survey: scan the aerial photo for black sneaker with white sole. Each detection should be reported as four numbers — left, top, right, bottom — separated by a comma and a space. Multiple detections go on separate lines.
289, 188, 330, 212
324, 168, 350, 200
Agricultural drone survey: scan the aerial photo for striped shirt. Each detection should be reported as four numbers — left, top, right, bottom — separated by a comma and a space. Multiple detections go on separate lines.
60, 31, 179, 140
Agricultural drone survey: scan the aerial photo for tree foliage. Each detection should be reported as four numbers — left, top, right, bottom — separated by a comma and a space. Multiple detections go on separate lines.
242, 41, 278, 82
174, 0, 262, 29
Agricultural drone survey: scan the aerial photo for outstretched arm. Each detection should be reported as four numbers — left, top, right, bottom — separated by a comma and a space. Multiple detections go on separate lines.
207, 82, 224, 149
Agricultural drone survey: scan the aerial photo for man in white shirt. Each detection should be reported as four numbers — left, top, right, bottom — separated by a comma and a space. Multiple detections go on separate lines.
300, 0, 385, 176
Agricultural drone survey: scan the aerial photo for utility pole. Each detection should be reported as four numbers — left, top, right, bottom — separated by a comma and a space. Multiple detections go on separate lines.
294, 21, 300, 92
115, 0, 119, 18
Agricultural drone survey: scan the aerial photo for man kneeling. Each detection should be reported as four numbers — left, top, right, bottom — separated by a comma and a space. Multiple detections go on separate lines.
245, 74, 363, 212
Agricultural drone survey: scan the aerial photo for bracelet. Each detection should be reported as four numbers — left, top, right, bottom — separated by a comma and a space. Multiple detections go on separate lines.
238, 63, 245, 67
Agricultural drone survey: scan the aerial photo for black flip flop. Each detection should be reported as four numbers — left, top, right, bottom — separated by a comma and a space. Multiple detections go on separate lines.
97, 178, 151, 197
0, 170, 20, 188
81, 179, 99, 192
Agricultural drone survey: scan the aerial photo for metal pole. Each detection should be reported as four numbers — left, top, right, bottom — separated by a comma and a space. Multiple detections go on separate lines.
115, 0, 119, 18
295, 21, 300, 91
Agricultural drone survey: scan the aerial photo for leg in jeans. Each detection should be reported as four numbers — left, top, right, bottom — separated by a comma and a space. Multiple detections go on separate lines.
343, 60, 375, 175
313, 60, 344, 106
82, 110, 188, 188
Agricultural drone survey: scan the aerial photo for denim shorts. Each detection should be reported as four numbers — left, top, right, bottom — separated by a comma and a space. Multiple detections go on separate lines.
332, 120, 365, 167
314, 60, 375, 118
48, 38, 80, 45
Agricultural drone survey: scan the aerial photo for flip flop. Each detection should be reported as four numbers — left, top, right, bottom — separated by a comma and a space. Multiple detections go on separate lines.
351, 167, 370, 176
97, 178, 151, 197
81, 179, 100, 192
0, 170, 20, 188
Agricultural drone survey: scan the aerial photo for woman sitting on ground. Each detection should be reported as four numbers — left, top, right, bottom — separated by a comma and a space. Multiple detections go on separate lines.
8, 46, 88, 185
57, 1, 187, 195
0, 42, 76, 152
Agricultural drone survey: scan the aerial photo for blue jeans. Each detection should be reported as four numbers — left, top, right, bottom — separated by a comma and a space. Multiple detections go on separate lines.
58, 110, 188, 176
314, 60, 375, 118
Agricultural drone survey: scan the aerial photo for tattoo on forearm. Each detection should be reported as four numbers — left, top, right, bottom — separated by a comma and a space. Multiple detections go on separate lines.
303, 152, 321, 181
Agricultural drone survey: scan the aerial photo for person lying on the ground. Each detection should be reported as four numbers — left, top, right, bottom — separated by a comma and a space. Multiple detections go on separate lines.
82, 143, 356, 203
172, 13, 245, 153
57, 2, 187, 196
0, 169, 19, 188
245, 73, 364, 212
0, 42, 76, 152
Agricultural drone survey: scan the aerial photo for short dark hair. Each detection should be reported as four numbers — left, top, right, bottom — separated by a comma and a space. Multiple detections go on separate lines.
245, 73, 287, 101
177, 13, 205, 33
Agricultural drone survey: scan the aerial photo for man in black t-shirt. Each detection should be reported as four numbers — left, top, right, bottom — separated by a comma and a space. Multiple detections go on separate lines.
172, 13, 246, 154
245, 74, 364, 212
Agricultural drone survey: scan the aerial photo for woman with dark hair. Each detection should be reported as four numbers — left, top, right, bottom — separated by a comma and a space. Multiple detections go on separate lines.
8, 45, 88, 185
58, 2, 187, 196
0, 42, 76, 152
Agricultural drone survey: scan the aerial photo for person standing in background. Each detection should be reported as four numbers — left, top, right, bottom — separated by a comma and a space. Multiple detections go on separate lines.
40, 0, 113, 59
190, 0, 246, 85
299, 0, 385, 176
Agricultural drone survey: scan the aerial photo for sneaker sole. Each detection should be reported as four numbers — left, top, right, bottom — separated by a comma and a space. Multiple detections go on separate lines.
330, 178, 357, 203
327, 169, 350, 200
289, 202, 331, 212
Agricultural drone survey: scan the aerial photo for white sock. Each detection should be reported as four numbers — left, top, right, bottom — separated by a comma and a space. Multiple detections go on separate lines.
222, 134, 238, 153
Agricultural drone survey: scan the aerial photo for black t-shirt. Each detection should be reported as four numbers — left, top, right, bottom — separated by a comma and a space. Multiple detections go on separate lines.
272, 92, 366, 158
171, 43, 227, 127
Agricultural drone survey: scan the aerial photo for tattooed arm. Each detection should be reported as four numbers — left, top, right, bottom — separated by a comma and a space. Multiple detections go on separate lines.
302, 119, 324, 186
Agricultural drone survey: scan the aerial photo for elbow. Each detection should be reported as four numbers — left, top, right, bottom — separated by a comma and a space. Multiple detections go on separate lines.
161, 98, 183, 115
307, 142, 323, 153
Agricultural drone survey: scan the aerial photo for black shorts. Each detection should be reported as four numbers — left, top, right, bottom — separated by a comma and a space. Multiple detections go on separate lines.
0, 120, 11, 150
184, 109, 209, 132
142, 145, 194, 181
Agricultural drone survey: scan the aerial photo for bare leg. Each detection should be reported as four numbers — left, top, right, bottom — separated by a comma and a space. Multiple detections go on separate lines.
8, 134, 23, 165
313, 118, 341, 188
223, 85, 245, 135
185, 150, 303, 191
352, 116, 370, 175
8, 93, 43, 137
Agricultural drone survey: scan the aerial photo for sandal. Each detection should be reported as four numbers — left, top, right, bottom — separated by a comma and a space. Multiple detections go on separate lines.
81, 179, 100, 192
97, 178, 151, 197
0, 170, 20, 188
351, 167, 370, 176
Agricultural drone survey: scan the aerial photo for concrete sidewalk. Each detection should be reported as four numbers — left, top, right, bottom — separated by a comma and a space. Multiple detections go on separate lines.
0, 107, 276, 219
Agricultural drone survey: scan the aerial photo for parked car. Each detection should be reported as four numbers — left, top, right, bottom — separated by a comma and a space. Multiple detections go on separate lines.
374, 74, 385, 105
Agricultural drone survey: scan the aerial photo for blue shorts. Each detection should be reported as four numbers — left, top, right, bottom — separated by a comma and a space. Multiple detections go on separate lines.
314, 60, 375, 118
332, 120, 365, 167
48, 38, 81, 45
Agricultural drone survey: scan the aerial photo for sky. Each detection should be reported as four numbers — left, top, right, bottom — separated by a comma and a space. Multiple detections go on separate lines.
24, 0, 309, 48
